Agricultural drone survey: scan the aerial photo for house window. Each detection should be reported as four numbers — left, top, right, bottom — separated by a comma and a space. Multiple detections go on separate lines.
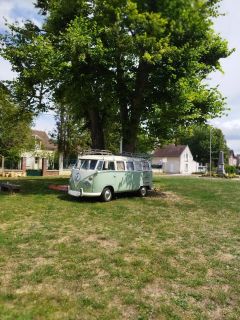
185, 163, 188, 172
35, 138, 42, 150
185, 153, 188, 162
35, 157, 39, 164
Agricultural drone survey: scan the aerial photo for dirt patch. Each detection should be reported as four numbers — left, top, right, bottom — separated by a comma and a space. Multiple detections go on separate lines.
84, 234, 119, 249
109, 296, 137, 319
217, 252, 235, 262
0, 223, 10, 231
146, 188, 184, 202
51, 236, 71, 245
208, 307, 224, 320
15, 282, 72, 297
142, 280, 167, 299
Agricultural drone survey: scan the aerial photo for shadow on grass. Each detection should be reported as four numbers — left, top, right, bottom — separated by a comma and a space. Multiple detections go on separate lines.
58, 191, 142, 203
0, 177, 142, 202
0, 177, 69, 196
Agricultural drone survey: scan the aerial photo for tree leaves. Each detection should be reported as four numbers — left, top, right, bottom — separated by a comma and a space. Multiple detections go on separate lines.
0, 0, 232, 151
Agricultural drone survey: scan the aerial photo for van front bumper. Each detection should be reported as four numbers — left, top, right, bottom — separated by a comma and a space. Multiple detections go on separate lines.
68, 188, 81, 197
68, 187, 101, 197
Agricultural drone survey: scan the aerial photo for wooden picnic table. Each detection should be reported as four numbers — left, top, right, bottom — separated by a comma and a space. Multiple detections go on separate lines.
0, 183, 21, 194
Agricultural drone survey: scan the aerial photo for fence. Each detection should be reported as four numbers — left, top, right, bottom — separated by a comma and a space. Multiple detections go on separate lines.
0, 154, 74, 177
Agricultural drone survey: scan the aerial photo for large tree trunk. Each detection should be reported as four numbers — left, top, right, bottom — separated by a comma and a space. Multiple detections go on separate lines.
87, 109, 105, 149
122, 123, 139, 153
119, 61, 149, 153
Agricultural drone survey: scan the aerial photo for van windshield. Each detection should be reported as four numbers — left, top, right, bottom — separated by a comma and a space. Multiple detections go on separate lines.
80, 159, 98, 170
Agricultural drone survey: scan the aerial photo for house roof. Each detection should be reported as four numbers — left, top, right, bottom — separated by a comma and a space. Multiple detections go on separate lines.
229, 150, 237, 158
153, 145, 187, 157
32, 130, 57, 151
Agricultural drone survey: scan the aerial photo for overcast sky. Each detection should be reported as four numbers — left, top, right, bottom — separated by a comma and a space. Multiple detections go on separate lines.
0, 0, 240, 153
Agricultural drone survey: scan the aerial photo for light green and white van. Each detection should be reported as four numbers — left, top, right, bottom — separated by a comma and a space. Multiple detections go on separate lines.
68, 151, 152, 201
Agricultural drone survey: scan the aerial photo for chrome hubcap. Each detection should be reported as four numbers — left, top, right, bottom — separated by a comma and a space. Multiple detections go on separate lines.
105, 190, 111, 200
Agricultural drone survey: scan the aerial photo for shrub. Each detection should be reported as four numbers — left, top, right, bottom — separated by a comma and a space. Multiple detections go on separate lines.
225, 165, 237, 174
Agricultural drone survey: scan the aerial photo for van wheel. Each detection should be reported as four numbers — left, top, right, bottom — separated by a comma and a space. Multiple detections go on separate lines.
101, 187, 113, 202
139, 186, 147, 197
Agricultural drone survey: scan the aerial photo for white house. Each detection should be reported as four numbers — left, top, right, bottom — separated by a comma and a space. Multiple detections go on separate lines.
228, 150, 237, 167
152, 145, 199, 174
21, 130, 57, 170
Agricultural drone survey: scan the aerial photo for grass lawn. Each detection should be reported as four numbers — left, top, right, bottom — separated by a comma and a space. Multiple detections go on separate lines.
0, 176, 239, 320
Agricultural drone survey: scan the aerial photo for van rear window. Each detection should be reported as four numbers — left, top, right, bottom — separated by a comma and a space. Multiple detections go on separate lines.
142, 161, 150, 171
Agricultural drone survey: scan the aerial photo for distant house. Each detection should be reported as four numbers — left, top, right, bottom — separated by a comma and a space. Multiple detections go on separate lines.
237, 155, 240, 168
22, 130, 57, 170
152, 145, 199, 174
228, 150, 237, 167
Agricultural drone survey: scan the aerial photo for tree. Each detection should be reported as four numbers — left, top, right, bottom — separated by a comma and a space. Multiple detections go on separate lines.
0, 83, 34, 162
1, 0, 231, 152
50, 103, 91, 163
176, 124, 229, 166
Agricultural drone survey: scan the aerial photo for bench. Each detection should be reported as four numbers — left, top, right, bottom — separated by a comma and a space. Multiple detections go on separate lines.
0, 183, 21, 194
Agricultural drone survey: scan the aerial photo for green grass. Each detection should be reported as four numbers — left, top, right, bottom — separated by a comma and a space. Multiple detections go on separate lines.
0, 176, 239, 319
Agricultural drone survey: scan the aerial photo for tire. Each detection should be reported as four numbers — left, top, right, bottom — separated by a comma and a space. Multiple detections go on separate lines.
139, 186, 147, 197
101, 187, 113, 202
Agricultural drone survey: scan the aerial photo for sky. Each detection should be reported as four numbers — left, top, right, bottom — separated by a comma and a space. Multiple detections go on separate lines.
0, 0, 240, 153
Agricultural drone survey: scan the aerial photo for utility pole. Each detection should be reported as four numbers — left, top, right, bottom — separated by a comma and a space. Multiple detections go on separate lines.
209, 127, 212, 177
120, 137, 123, 154
0, 155, 4, 176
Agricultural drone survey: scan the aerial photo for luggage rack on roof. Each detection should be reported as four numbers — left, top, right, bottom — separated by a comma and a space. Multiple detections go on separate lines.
79, 149, 151, 159
79, 149, 113, 155
119, 152, 151, 159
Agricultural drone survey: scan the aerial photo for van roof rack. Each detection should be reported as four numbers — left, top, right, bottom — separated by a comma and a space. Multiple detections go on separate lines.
119, 152, 151, 159
79, 149, 113, 155
78, 149, 151, 159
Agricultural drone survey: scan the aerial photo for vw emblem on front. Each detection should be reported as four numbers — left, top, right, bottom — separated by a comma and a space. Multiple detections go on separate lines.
75, 172, 81, 181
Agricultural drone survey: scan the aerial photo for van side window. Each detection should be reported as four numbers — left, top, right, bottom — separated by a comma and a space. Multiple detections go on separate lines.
116, 161, 125, 171
142, 161, 150, 171
103, 161, 115, 170
126, 161, 134, 171
80, 159, 98, 170
89, 160, 98, 170
81, 160, 89, 170
108, 161, 115, 170
134, 161, 142, 171
97, 160, 103, 171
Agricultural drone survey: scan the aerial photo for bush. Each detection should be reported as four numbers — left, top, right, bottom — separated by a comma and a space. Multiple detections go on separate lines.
225, 165, 237, 174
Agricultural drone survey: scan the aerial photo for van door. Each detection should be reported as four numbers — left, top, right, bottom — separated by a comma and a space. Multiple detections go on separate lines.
125, 161, 134, 191
102, 160, 118, 190
115, 161, 129, 192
